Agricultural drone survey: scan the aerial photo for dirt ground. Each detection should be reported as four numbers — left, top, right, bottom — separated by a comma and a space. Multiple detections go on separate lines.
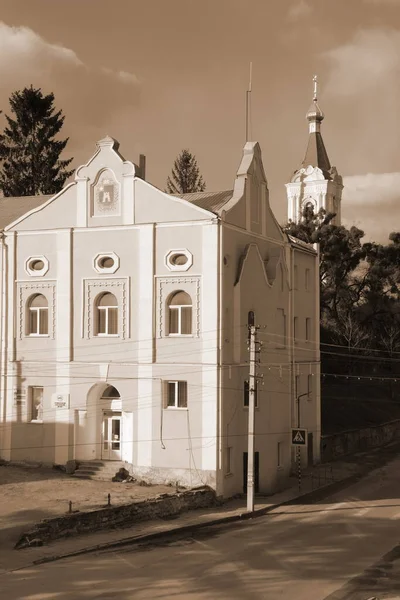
0, 463, 174, 546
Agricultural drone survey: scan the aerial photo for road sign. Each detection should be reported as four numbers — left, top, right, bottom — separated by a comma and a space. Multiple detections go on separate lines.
291, 428, 307, 446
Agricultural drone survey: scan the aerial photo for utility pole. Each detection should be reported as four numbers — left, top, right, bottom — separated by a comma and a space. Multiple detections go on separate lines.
247, 323, 260, 512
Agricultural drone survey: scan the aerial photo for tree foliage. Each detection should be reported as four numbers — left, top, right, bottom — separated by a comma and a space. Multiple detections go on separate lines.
0, 86, 74, 196
166, 149, 206, 194
283, 206, 400, 380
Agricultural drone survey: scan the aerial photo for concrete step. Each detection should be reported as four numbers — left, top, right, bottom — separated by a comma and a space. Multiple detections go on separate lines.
72, 460, 130, 481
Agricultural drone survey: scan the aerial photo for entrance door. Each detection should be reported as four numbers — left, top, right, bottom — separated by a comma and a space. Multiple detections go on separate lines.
243, 452, 260, 493
102, 411, 122, 460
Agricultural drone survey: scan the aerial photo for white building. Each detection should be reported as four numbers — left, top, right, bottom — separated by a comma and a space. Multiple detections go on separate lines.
286, 76, 343, 225
0, 135, 320, 497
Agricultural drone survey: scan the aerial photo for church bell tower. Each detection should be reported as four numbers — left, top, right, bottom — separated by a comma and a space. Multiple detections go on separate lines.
286, 76, 343, 225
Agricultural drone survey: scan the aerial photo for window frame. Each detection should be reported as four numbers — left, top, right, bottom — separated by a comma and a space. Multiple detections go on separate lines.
27, 294, 49, 337
276, 308, 286, 348
305, 317, 311, 341
95, 292, 119, 337
226, 446, 233, 476
29, 386, 44, 423
244, 379, 258, 409
168, 291, 193, 337
165, 380, 188, 409
305, 268, 310, 291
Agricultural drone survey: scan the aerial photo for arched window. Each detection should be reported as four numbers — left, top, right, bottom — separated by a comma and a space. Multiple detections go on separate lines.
168, 291, 192, 335
28, 294, 48, 336
96, 292, 118, 336
101, 385, 120, 399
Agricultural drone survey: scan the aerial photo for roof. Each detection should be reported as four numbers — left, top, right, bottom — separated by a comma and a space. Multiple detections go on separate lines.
171, 190, 233, 214
288, 234, 317, 254
302, 131, 331, 177
0, 194, 52, 229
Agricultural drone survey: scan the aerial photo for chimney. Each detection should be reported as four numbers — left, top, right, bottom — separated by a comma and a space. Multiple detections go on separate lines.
139, 154, 146, 180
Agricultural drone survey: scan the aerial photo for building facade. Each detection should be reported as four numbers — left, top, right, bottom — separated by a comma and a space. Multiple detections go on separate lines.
286, 76, 343, 225
0, 135, 320, 497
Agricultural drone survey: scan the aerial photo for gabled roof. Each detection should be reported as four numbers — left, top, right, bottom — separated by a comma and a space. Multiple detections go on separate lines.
302, 131, 331, 177
0, 194, 52, 229
172, 190, 233, 214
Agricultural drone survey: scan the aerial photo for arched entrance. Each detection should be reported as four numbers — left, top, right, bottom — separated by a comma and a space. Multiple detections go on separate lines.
101, 386, 122, 460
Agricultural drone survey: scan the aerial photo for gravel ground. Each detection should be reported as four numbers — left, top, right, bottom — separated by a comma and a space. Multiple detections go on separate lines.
0, 463, 175, 544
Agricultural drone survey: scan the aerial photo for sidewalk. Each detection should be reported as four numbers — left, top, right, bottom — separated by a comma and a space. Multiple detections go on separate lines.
3, 441, 399, 573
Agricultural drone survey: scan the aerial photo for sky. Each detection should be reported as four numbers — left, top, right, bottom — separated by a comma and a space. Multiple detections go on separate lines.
0, 0, 399, 242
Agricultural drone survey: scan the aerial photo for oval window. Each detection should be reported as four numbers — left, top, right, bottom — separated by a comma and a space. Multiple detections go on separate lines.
30, 259, 45, 271
98, 256, 115, 269
170, 253, 188, 266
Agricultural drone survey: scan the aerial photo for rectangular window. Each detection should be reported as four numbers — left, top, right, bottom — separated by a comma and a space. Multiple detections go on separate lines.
30, 386, 43, 422
306, 318, 311, 341
166, 381, 187, 409
307, 374, 312, 400
277, 442, 283, 468
244, 380, 258, 408
226, 447, 233, 475
294, 265, 298, 290
294, 317, 298, 342
296, 374, 300, 397
305, 268, 310, 291
276, 308, 286, 348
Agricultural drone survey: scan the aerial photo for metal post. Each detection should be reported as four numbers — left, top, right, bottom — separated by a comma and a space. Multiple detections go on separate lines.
297, 447, 301, 492
247, 324, 257, 512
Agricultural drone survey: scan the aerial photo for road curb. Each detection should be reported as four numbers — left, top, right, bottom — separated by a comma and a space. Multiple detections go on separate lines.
32, 470, 364, 566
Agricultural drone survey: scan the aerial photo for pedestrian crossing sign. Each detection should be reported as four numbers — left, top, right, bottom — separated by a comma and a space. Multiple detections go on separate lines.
291, 428, 307, 446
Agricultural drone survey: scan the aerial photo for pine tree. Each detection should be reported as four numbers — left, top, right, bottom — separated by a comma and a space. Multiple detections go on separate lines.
166, 149, 206, 194
0, 86, 74, 196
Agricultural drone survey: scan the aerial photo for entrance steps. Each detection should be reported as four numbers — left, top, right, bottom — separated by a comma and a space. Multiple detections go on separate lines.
72, 460, 130, 481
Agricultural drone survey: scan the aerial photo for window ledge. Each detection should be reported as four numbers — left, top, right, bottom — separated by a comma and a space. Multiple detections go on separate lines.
167, 334, 195, 338
27, 334, 50, 338
96, 334, 120, 338
164, 407, 188, 411
29, 420, 43, 424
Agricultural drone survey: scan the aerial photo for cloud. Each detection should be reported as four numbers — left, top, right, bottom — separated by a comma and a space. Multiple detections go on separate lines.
0, 22, 83, 74
342, 172, 400, 242
0, 22, 138, 89
364, 0, 400, 4
0, 21, 141, 158
322, 29, 400, 97
287, 0, 312, 20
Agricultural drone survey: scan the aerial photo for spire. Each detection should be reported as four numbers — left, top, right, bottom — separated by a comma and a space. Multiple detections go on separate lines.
302, 75, 331, 175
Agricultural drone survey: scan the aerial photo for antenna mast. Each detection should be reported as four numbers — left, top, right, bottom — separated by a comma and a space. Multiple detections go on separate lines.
245, 62, 253, 142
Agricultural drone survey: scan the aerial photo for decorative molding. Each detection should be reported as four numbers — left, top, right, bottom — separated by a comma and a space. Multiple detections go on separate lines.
24, 255, 49, 277
157, 276, 201, 338
84, 277, 129, 339
17, 281, 56, 340
165, 248, 193, 272
91, 168, 121, 217
93, 252, 120, 274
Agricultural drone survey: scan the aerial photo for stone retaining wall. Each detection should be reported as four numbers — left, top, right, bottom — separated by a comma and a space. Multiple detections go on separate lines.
321, 418, 400, 462
15, 487, 217, 549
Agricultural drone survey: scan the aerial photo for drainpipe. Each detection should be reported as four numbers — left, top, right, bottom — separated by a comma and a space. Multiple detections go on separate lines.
217, 218, 223, 492
0, 232, 8, 458
289, 242, 296, 470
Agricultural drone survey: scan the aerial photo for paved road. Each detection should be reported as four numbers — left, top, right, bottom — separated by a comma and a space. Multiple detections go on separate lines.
4, 456, 400, 600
